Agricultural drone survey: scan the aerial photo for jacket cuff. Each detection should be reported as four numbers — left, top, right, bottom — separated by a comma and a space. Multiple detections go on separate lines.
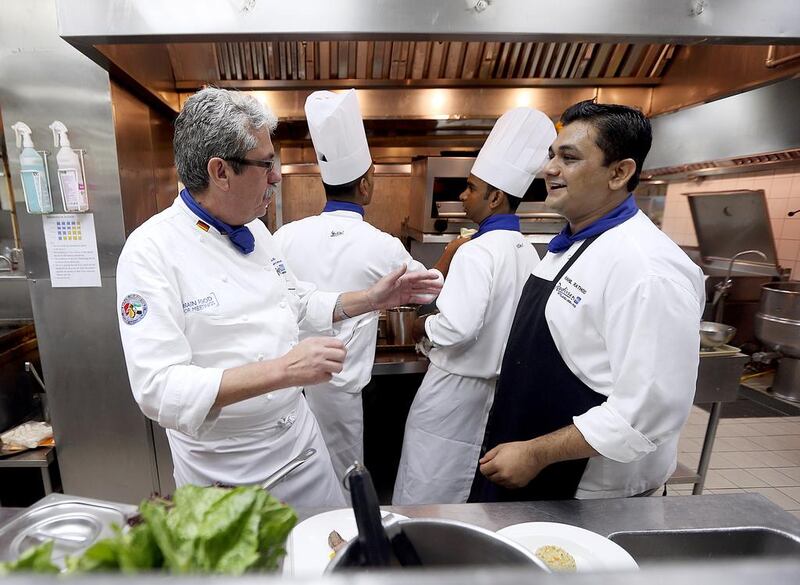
573, 402, 656, 463
303, 291, 339, 336
165, 367, 224, 438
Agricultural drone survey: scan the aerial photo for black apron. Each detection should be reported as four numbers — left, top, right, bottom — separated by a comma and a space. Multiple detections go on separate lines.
469, 236, 606, 502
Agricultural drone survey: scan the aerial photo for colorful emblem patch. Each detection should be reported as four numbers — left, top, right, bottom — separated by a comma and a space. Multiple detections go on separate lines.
121, 293, 148, 325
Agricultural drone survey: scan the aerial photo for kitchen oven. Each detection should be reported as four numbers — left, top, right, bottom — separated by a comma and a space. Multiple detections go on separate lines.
407, 156, 564, 237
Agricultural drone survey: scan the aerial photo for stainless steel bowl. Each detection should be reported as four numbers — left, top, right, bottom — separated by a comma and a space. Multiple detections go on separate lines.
326, 517, 550, 571
700, 321, 737, 349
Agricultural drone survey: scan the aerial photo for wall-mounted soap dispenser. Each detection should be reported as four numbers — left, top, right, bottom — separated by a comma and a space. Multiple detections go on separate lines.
11, 122, 53, 214
49, 121, 89, 212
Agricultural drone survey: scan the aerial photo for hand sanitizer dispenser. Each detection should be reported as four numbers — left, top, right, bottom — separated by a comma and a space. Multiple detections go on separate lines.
49, 121, 88, 212
11, 122, 53, 214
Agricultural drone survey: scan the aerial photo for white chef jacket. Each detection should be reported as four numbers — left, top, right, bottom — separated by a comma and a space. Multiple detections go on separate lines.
393, 230, 540, 504
535, 211, 705, 498
425, 231, 540, 378
272, 209, 434, 479
115, 196, 345, 507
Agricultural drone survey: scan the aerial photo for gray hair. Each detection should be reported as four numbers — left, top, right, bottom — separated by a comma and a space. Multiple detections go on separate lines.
174, 87, 278, 192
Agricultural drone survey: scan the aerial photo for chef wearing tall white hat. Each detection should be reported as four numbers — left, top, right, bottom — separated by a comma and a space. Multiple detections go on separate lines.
273, 89, 446, 482
392, 107, 556, 505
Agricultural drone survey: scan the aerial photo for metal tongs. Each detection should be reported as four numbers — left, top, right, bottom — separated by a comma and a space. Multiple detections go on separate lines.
261, 447, 316, 491
345, 462, 421, 567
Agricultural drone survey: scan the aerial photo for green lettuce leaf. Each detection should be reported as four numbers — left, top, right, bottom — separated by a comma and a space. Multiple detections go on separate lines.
0, 541, 59, 574
0, 485, 296, 575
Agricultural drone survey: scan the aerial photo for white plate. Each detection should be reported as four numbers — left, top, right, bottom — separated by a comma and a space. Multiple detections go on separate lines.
497, 522, 638, 572
283, 508, 408, 576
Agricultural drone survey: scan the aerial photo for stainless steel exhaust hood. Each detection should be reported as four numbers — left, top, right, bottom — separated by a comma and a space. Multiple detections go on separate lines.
644, 78, 800, 181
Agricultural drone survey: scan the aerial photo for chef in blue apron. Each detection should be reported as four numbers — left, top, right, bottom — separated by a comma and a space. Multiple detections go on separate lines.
470, 100, 705, 501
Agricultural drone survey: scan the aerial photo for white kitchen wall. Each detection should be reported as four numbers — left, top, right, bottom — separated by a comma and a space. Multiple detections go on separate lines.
661, 167, 800, 278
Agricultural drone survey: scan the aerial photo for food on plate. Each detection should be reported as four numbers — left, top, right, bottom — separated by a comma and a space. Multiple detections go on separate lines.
535, 544, 576, 572
0, 485, 296, 575
327, 530, 347, 559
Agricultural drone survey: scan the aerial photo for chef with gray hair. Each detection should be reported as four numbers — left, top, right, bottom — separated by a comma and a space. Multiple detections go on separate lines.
115, 87, 442, 507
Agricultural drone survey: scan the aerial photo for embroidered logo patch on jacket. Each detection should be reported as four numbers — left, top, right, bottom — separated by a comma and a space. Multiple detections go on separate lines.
121, 293, 148, 325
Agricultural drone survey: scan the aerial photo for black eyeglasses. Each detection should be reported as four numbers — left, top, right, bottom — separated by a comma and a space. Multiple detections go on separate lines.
226, 157, 276, 173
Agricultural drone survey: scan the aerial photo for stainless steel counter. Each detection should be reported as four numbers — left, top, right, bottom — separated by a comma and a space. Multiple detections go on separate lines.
1, 494, 799, 583
372, 350, 428, 376
299, 493, 800, 536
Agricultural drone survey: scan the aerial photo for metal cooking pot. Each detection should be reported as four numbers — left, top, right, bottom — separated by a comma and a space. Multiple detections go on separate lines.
386, 306, 417, 346
699, 321, 737, 349
327, 516, 550, 571
754, 281, 800, 359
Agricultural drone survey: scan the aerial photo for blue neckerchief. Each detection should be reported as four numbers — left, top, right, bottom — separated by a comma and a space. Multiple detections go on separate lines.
323, 200, 365, 217
179, 188, 255, 255
471, 213, 521, 240
548, 194, 638, 253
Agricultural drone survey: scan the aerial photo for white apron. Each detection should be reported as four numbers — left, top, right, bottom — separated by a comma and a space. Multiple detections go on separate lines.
392, 364, 496, 505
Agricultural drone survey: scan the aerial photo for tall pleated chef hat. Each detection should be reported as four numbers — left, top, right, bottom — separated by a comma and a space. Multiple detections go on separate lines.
304, 89, 371, 186
471, 107, 557, 198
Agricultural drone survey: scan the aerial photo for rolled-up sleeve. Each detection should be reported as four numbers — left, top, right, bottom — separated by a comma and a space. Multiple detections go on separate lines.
426, 245, 492, 348
289, 274, 338, 336
573, 275, 701, 463
116, 240, 223, 438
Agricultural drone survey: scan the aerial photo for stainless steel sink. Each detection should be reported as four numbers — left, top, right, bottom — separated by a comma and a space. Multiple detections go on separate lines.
608, 527, 800, 564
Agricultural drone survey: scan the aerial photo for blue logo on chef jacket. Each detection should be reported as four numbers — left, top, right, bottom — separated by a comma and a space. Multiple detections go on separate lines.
121, 293, 148, 325
555, 275, 587, 308
270, 257, 295, 291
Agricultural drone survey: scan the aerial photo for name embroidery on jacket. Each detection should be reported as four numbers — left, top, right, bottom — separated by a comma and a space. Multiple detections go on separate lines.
183, 292, 220, 314
555, 275, 587, 308
330, 230, 344, 237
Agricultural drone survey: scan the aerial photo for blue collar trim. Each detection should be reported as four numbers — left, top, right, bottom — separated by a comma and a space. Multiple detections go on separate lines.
548, 194, 638, 253
179, 188, 255, 255
471, 214, 521, 240
323, 200, 365, 216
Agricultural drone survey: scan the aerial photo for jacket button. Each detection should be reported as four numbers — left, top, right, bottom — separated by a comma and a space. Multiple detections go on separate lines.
242, 315, 249, 322
221, 276, 228, 283
279, 301, 287, 308
257, 353, 264, 361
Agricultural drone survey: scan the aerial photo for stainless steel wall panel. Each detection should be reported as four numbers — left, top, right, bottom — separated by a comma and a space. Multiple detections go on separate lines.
56, 0, 800, 44
647, 78, 800, 170
1, 0, 170, 502
28, 277, 159, 503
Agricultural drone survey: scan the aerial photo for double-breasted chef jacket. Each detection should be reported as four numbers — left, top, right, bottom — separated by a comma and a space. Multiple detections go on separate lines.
116, 195, 346, 508
273, 205, 434, 481
473, 210, 706, 500
393, 226, 540, 505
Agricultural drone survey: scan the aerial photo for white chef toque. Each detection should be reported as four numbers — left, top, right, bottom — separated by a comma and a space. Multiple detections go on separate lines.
471, 107, 557, 198
304, 89, 372, 186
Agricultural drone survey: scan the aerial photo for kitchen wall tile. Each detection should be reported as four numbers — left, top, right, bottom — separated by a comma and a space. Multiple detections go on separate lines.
661, 168, 800, 276
777, 239, 800, 260
768, 197, 788, 218
772, 176, 794, 197
771, 219, 785, 239
781, 218, 800, 240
